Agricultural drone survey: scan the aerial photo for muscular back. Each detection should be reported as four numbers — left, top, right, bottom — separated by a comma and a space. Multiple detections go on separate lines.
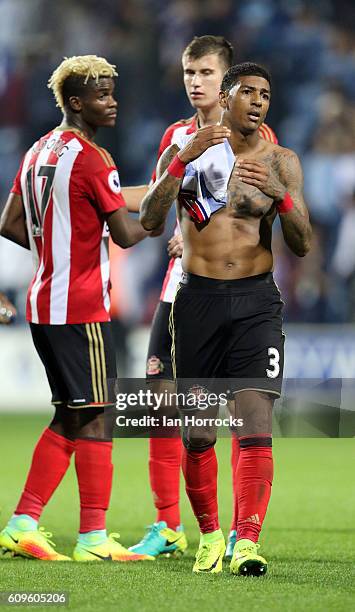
179, 138, 278, 279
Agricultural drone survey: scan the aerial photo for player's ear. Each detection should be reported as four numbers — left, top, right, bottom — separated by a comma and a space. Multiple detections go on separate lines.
68, 96, 82, 113
219, 90, 228, 110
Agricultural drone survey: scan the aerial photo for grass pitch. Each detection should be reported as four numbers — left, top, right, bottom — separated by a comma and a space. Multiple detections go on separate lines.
0, 414, 354, 611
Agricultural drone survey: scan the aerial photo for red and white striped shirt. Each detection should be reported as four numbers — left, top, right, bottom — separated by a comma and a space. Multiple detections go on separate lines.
11, 128, 126, 324
155, 116, 278, 303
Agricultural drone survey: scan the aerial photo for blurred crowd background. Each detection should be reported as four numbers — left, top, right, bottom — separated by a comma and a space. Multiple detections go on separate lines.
1, 0, 355, 346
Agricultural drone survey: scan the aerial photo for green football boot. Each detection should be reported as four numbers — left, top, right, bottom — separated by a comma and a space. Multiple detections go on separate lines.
230, 538, 267, 576
129, 521, 187, 558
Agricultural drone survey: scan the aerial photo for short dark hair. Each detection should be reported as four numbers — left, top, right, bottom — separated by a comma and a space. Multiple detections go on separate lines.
183, 35, 234, 70
221, 62, 271, 92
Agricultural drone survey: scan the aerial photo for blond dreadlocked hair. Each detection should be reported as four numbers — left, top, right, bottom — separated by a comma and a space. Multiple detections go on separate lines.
48, 55, 118, 110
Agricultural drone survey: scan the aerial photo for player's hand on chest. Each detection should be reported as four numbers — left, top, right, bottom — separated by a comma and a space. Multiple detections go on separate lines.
228, 156, 286, 216
227, 162, 274, 219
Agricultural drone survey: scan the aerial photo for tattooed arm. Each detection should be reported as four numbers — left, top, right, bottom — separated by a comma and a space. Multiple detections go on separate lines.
235, 148, 312, 257
275, 150, 312, 256
140, 125, 231, 230
139, 144, 180, 231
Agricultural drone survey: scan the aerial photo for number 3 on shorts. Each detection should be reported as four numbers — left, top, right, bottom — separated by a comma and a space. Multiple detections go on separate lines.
266, 347, 280, 378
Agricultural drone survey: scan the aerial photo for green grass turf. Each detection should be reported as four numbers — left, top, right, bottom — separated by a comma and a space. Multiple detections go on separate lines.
0, 414, 354, 611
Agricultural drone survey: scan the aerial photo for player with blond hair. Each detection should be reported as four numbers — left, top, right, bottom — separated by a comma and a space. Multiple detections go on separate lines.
0, 55, 155, 562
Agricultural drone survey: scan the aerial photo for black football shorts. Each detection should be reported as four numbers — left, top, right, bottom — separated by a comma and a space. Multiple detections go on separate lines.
146, 300, 174, 381
30, 321, 116, 408
171, 272, 284, 396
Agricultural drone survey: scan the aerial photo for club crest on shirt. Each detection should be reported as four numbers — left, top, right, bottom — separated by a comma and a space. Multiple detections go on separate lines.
188, 384, 210, 399
108, 170, 121, 193
146, 355, 164, 376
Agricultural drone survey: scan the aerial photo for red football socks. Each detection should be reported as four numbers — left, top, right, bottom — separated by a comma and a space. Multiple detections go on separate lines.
75, 439, 113, 533
182, 446, 219, 534
235, 440, 273, 542
15, 428, 75, 520
149, 437, 182, 528
230, 434, 240, 531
